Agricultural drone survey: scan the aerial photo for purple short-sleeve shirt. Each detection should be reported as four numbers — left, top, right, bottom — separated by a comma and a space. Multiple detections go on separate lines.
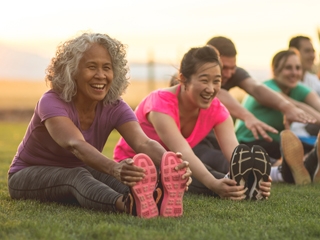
9, 90, 137, 173
114, 85, 229, 161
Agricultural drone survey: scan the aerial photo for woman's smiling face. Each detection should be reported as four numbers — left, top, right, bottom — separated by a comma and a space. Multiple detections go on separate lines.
275, 54, 302, 91
73, 43, 114, 103
184, 62, 221, 109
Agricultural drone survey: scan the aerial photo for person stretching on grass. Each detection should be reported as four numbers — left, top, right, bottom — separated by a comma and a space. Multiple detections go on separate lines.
193, 36, 315, 168
7, 32, 191, 219
114, 45, 272, 200
289, 35, 320, 152
235, 49, 320, 185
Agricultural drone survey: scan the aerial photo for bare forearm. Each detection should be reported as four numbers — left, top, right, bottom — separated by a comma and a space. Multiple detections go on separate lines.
283, 97, 320, 124
250, 85, 316, 125
133, 139, 166, 167
68, 139, 117, 175
173, 147, 219, 191
160, 136, 219, 191
217, 90, 255, 121
251, 85, 294, 112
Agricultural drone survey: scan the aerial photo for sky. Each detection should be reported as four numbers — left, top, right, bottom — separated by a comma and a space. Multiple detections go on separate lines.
0, 0, 320, 81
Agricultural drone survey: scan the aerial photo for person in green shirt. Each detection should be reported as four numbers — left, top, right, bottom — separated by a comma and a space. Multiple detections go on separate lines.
235, 49, 320, 185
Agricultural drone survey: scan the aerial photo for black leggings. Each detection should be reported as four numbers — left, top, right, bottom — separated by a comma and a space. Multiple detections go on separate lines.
240, 140, 281, 164
240, 139, 313, 164
8, 166, 129, 212
189, 140, 229, 196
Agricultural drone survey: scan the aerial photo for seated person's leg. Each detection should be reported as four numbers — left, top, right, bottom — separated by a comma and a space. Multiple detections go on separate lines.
240, 140, 280, 166
188, 168, 225, 196
305, 123, 320, 136
8, 166, 125, 212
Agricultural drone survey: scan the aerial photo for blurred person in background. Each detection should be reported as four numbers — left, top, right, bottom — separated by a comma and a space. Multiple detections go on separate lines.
289, 36, 320, 150
192, 36, 315, 168
235, 49, 320, 186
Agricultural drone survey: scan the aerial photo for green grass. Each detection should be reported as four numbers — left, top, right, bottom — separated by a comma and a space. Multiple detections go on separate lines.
1, 122, 320, 240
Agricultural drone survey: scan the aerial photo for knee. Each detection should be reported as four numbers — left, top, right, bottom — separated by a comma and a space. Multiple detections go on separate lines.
69, 167, 92, 181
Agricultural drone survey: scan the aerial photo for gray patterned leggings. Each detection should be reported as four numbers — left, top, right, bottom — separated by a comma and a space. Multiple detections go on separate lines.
8, 166, 129, 212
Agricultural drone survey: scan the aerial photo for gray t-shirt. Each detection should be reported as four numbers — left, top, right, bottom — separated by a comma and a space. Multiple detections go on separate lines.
9, 90, 137, 173
222, 67, 250, 90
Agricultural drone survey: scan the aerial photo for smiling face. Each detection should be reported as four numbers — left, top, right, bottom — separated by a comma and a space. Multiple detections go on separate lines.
219, 56, 237, 85
298, 39, 315, 71
73, 43, 113, 103
274, 54, 302, 93
183, 62, 221, 109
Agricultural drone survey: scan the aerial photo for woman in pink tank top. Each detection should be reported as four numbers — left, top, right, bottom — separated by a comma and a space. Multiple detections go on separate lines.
115, 46, 272, 200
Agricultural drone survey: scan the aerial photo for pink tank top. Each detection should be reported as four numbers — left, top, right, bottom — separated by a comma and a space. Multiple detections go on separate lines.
114, 85, 229, 161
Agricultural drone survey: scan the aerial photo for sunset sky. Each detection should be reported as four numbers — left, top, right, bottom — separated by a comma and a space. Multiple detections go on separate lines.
1, 0, 320, 80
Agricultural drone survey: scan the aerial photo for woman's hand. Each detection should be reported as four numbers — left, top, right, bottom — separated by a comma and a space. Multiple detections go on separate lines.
174, 152, 192, 191
259, 176, 272, 199
112, 158, 145, 187
212, 178, 247, 200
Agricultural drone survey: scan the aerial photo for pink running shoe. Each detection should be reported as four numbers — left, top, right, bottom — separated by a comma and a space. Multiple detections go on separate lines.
131, 153, 159, 218
159, 152, 188, 217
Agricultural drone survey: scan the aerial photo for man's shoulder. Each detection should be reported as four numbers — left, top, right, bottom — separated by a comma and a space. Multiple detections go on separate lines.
235, 67, 249, 74
231, 67, 250, 80
223, 67, 250, 91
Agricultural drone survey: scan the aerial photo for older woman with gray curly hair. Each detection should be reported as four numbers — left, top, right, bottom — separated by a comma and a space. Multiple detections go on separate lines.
8, 32, 191, 218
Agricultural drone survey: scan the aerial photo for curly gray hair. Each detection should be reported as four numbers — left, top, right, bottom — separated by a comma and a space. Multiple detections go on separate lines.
45, 32, 129, 104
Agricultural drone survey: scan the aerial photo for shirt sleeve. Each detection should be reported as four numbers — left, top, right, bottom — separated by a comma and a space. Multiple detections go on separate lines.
141, 90, 179, 121
108, 100, 138, 128
290, 83, 312, 102
223, 67, 251, 90
37, 91, 70, 123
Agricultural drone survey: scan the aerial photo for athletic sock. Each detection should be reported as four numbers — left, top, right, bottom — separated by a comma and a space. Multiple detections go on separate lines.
270, 166, 284, 182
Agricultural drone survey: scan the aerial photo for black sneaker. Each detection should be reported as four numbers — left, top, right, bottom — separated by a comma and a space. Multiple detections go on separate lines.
278, 159, 295, 184
229, 144, 253, 200
249, 145, 271, 200
129, 153, 159, 218
304, 132, 320, 183
280, 130, 311, 185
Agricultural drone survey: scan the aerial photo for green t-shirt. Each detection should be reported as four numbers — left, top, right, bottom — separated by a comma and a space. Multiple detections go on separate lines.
235, 79, 311, 143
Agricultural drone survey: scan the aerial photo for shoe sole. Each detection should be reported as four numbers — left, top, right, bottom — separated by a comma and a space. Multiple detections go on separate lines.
132, 153, 159, 218
280, 130, 311, 185
312, 133, 320, 183
160, 152, 187, 217
230, 144, 253, 199
250, 145, 271, 200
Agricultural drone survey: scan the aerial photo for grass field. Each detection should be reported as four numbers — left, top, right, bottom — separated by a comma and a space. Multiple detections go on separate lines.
1, 122, 320, 240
